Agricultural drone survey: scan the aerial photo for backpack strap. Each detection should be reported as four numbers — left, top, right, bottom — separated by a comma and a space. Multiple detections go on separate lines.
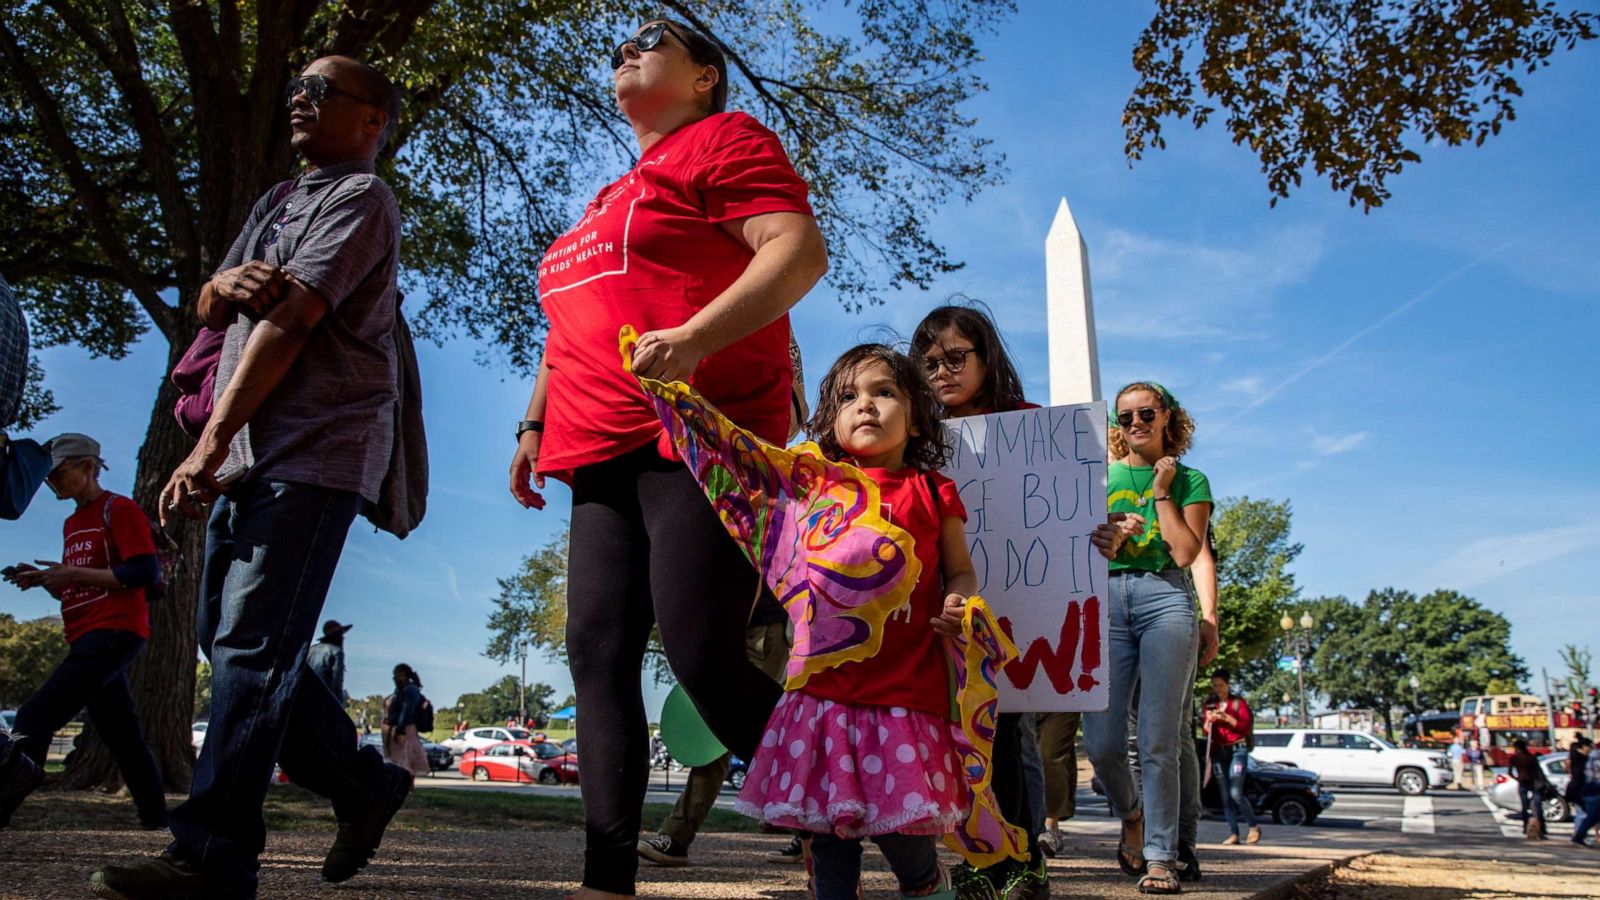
101, 493, 122, 567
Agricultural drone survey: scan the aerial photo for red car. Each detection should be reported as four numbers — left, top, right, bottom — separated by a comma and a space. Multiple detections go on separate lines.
458, 740, 579, 785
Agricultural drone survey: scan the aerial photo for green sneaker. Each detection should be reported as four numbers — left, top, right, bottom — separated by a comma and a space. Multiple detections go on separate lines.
1001, 863, 1050, 900
951, 862, 1001, 900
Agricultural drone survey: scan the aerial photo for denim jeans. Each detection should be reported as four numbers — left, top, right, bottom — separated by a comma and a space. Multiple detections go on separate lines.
1177, 699, 1199, 848
168, 479, 389, 894
1083, 569, 1198, 864
1017, 712, 1046, 840
809, 830, 940, 899
1574, 791, 1599, 843
1517, 784, 1546, 836
13, 628, 166, 824
1214, 744, 1258, 836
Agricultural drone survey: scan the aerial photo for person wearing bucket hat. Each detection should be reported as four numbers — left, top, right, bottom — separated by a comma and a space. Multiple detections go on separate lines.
1, 432, 168, 831
1083, 382, 1212, 896
308, 620, 354, 704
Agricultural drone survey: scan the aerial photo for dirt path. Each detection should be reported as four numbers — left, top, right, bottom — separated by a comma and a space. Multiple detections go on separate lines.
1294, 851, 1600, 899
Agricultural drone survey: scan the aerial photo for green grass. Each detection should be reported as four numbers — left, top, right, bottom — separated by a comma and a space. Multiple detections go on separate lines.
13, 784, 760, 836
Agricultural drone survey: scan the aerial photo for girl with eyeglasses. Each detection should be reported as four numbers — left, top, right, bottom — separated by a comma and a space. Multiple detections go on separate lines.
505, 17, 828, 900
1084, 382, 1211, 895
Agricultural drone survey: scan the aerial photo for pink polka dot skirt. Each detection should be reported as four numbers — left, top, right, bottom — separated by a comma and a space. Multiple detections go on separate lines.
734, 690, 969, 838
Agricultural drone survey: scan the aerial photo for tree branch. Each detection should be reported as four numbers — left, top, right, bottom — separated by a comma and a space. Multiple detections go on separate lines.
0, 17, 175, 338
43, 0, 201, 290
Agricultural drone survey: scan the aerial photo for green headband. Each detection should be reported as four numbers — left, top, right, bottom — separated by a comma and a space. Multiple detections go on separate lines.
1108, 381, 1180, 430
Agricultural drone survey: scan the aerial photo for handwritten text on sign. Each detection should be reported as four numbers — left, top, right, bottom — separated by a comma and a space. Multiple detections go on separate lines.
942, 403, 1109, 713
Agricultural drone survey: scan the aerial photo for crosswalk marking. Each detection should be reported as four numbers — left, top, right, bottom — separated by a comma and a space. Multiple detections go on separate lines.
1476, 791, 1526, 837
1401, 796, 1435, 834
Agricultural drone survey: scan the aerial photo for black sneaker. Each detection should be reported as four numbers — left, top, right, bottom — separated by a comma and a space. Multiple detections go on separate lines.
952, 862, 1001, 900
1175, 843, 1202, 882
321, 763, 413, 883
0, 747, 44, 829
768, 833, 805, 863
1001, 860, 1050, 899
89, 852, 216, 899
637, 832, 690, 866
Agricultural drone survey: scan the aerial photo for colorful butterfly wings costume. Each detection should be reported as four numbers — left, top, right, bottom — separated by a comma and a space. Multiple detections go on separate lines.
618, 327, 1027, 866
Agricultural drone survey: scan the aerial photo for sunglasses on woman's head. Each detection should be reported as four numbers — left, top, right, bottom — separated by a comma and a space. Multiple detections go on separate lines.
611, 22, 679, 70
283, 74, 382, 110
1116, 408, 1162, 427
921, 347, 977, 377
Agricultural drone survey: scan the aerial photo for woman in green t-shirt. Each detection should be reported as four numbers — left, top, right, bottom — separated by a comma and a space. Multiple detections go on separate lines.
1084, 382, 1212, 895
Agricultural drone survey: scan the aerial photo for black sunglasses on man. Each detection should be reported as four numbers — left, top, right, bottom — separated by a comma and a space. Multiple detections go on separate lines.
610, 21, 687, 70
283, 74, 383, 110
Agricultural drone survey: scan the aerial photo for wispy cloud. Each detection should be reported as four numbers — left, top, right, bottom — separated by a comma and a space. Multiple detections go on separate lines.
1091, 225, 1327, 341
1423, 521, 1600, 590
1311, 431, 1369, 456
1227, 241, 1516, 420
1221, 376, 1264, 397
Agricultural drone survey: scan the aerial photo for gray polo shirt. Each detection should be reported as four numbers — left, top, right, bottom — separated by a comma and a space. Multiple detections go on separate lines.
213, 159, 400, 502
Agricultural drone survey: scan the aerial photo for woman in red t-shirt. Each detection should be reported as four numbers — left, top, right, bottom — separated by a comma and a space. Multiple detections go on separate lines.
1202, 668, 1261, 845
504, 18, 827, 899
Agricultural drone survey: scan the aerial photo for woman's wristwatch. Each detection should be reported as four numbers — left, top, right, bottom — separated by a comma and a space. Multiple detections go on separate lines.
516, 420, 544, 439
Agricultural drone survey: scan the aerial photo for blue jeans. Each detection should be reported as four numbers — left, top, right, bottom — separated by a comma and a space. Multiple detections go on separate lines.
13, 628, 166, 824
1083, 569, 1198, 864
1574, 791, 1599, 843
1177, 698, 1199, 848
1517, 784, 1546, 836
809, 830, 940, 899
1214, 744, 1258, 836
1017, 712, 1046, 840
168, 479, 389, 893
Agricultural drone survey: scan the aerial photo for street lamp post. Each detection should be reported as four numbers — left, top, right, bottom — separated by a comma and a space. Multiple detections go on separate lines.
517, 639, 529, 726
1408, 674, 1421, 712
1282, 612, 1316, 726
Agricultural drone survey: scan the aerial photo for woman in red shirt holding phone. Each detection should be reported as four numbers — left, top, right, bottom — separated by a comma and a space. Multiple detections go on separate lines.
1203, 668, 1262, 845
506, 18, 827, 899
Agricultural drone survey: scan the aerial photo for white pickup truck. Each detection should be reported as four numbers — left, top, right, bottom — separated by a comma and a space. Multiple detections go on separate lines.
1250, 729, 1453, 795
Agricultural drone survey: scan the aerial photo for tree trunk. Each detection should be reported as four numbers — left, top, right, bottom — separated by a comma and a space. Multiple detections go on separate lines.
60, 325, 204, 794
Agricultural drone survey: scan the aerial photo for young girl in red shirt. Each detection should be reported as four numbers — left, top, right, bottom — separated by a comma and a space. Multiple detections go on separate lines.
736, 344, 976, 899
912, 303, 1049, 898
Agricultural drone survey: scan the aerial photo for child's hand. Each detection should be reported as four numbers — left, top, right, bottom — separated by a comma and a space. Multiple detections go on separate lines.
931, 593, 967, 637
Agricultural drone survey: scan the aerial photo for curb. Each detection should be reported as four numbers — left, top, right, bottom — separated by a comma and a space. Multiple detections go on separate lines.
1246, 852, 1374, 900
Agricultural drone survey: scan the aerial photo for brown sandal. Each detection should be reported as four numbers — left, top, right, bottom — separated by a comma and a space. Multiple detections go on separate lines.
1118, 813, 1146, 876
1138, 863, 1182, 894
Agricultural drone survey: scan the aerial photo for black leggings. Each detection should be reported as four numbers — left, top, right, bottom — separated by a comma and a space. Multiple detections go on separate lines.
566, 444, 785, 893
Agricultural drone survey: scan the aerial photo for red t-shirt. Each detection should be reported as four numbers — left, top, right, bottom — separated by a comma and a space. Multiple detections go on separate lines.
802, 468, 967, 717
59, 492, 154, 644
1203, 695, 1253, 747
535, 112, 814, 482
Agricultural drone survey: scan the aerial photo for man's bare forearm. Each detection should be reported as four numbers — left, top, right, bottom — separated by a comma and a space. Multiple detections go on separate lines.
196, 283, 329, 456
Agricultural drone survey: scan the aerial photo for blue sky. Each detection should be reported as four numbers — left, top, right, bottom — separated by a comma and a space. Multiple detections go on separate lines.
5, 4, 1597, 716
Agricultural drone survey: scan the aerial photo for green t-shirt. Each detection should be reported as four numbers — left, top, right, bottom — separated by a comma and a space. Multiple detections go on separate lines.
1107, 460, 1213, 573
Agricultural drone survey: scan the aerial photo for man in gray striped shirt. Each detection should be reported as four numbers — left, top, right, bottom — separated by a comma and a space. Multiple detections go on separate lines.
93, 56, 411, 900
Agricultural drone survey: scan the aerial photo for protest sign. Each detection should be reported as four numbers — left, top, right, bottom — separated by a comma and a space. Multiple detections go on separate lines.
942, 402, 1109, 712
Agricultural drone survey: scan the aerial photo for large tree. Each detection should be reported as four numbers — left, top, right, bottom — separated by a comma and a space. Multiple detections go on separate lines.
0, 613, 68, 708
1208, 496, 1302, 693
1310, 588, 1525, 738
0, 0, 1010, 790
1124, 0, 1598, 209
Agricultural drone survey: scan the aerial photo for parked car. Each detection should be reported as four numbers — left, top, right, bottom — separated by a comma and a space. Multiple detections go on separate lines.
561, 737, 577, 753
726, 755, 749, 790
458, 741, 579, 785
1195, 739, 1334, 826
1249, 729, 1452, 795
440, 726, 537, 755
191, 721, 208, 752
357, 732, 454, 772
1486, 755, 1572, 822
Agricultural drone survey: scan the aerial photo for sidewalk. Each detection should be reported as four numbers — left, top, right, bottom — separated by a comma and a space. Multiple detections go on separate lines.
0, 823, 1360, 898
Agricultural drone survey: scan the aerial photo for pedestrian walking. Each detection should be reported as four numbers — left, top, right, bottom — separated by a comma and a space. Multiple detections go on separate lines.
1566, 736, 1591, 846
307, 620, 353, 705
1447, 734, 1466, 789
91, 55, 414, 898
505, 18, 827, 899
382, 664, 430, 777
1172, 532, 1222, 883
1467, 739, 1487, 790
1203, 669, 1262, 846
1, 434, 167, 831
637, 599, 792, 868
1508, 739, 1548, 839
1572, 740, 1600, 847
1085, 382, 1211, 896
